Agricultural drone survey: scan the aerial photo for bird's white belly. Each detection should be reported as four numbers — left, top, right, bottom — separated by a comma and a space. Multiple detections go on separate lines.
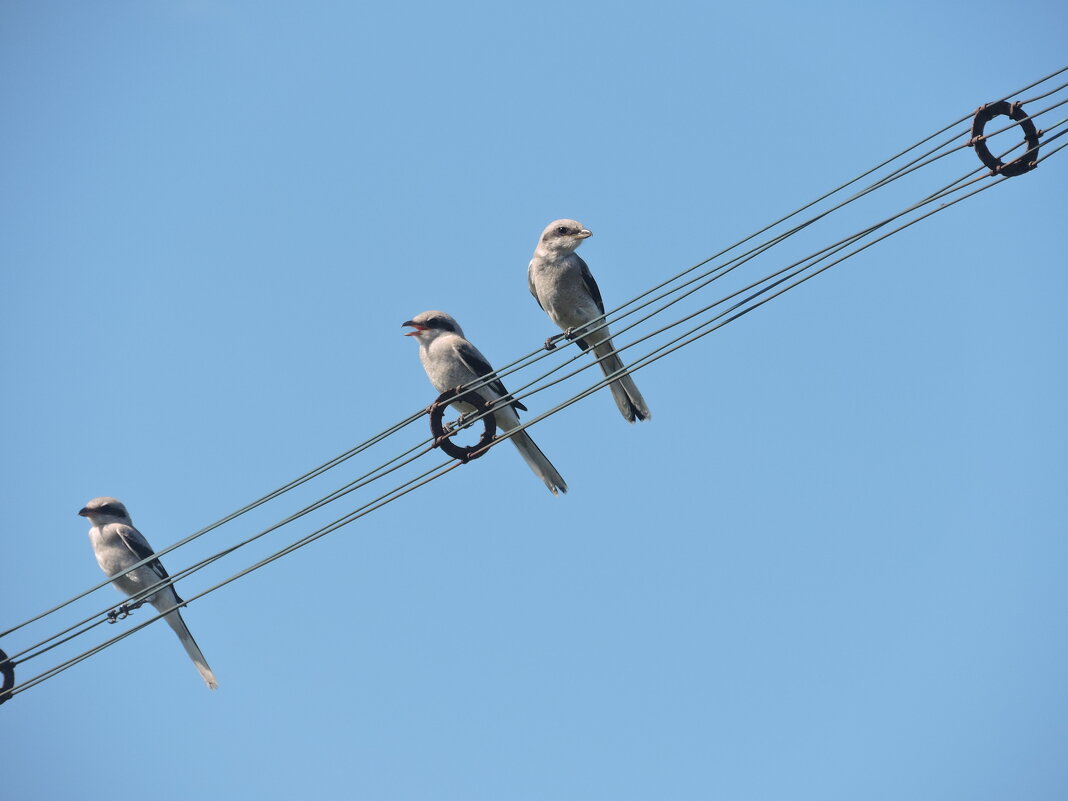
420, 348, 470, 393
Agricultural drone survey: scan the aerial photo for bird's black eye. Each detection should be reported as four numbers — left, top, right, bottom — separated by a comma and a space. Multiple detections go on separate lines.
556, 226, 570, 235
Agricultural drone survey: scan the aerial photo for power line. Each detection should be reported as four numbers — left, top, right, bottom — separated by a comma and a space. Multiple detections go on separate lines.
3, 68, 1064, 702
7, 458, 463, 698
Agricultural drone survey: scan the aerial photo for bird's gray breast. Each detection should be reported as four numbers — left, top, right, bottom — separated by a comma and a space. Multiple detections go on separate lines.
532, 256, 598, 329
420, 338, 473, 392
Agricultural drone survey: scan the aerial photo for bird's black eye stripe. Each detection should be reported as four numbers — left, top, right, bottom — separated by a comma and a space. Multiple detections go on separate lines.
98, 504, 123, 516
428, 317, 456, 333
556, 226, 571, 235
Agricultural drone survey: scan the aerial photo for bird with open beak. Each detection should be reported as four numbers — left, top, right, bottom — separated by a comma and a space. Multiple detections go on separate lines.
403, 310, 567, 495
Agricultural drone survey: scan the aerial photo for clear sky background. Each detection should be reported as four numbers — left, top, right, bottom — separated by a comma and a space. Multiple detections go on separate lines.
2, 2, 1066, 799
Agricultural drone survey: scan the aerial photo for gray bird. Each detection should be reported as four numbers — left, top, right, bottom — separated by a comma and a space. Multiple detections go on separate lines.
528, 219, 651, 423
403, 310, 567, 495
79, 497, 218, 689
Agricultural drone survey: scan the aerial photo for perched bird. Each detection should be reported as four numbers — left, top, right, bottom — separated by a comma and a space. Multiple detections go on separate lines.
79, 497, 218, 689
528, 219, 651, 423
403, 310, 568, 495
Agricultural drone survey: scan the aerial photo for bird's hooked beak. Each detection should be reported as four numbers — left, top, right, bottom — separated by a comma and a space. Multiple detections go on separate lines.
78, 507, 90, 517
402, 321, 425, 337
577, 228, 592, 239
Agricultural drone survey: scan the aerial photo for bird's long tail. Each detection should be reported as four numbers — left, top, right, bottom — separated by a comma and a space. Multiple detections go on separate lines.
508, 429, 568, 495
592, 340, 651, 423
160, 605, 219, 690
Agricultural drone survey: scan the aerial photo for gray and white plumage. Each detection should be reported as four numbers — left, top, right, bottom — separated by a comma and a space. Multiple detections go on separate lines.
79, 497, 218, 689
403, 310, 567, 495
528, 219, 651, 423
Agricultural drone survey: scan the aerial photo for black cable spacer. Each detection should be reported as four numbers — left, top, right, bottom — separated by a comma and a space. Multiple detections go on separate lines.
0, 648, 14, 706
969, 100, 1041, 177
428, 387, 496, 463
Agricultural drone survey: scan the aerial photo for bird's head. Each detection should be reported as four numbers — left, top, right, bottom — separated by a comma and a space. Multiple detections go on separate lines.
539, 219, 592, 255
402, 310, 464, 342
78, 497, 132, 526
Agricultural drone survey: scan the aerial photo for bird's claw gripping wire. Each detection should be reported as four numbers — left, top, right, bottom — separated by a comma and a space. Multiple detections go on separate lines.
544, 328, 575, 351
427, 387, 496, 462
442, 412, 470, 436
105, 601, 143, 624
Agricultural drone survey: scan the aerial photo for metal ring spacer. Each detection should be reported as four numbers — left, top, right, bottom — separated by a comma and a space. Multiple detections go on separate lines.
969, 100, 1041, 177
428, 387, 496, 463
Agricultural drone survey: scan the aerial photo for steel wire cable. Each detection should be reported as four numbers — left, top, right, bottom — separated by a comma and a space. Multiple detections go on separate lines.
0, 410, 428, 640
6, 133, 1063, 701
6, 457, 463, 698
457, 116, 1065, 433
3, 70, 1064, 700
1020, 77, 1068, 106
7, 93, 1064, 669
5, 435, 444, 670
490, 136, 1068, 448
438, 73, 1068, 407
13, 68, 1060, 643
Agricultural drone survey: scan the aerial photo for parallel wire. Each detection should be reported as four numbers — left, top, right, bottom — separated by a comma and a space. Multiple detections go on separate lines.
10, 67, 1061, 644
481, 134, 1068, 450
20, 122, 1062, 690
617, 134, 1068, 379
0, 119, 944, 643
6, 437, 441, 669
3, 67, 1065, 700
6, 87, 1065, 669
6, 135, 1063, 700
439, 78, 1068, 407
0, 410, 427, 641
1021, 78, 1068, 105
8, 458, 462, 697
462, 111, 1066, 431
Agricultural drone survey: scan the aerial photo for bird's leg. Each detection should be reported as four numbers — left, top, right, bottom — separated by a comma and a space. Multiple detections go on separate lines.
439, 413, 465, 437
106, 599, 145, 623
544, 327, 575, 350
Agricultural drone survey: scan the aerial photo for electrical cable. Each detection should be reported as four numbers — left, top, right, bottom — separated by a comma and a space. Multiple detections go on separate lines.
13, 67, 1062, 645
3, 68, 1065, 702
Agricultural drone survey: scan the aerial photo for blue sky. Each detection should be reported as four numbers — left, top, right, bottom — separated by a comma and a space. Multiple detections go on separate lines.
2, 2, 1066, 799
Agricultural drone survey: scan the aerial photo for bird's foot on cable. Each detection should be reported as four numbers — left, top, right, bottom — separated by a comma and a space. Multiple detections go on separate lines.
439, 412, 469, 437
106, 600, 143, 624
544, 328, 574, 350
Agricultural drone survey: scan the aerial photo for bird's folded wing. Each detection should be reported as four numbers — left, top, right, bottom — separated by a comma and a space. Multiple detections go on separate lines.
114, 524, 170, 583
454, 341, 527, 413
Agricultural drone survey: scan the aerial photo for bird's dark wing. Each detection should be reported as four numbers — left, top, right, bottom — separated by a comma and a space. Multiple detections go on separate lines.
576, 255, 605, 315
114, 524, 170, 583
456, 341, 528, 412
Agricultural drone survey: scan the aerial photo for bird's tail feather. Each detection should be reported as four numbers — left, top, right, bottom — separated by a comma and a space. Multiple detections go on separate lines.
593, 342, 651, 423
509, 429, 568, 495
162, 607, 219, 690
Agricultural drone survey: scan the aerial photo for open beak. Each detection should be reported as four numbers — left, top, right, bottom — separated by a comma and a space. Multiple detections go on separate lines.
402, 321, 425, 336
577, 229, 593, 239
